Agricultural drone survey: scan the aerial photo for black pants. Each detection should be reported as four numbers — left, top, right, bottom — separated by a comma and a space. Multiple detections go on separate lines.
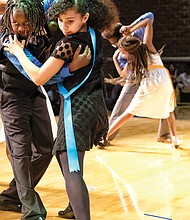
0, 89, 54, 220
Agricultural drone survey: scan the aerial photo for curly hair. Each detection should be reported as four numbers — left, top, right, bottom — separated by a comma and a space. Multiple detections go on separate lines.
117, 36, 152, 84
48, 0, 119, 33
0, 0, 45, 37
102, 22, 122, 40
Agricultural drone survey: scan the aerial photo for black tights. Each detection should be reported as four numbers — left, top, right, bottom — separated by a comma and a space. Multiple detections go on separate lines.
56, 151, 90, 220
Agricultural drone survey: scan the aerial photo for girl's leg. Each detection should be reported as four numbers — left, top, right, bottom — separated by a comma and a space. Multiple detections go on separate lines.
57, 151, 90, 220
166, 112, 176, 136
157, 119, 171, 143
107, 112, 134, 139
166, 112, 180, 148
108, 84, 138, 141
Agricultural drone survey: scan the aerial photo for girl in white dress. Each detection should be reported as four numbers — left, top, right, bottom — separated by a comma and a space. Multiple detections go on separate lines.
106, 18, 180, 148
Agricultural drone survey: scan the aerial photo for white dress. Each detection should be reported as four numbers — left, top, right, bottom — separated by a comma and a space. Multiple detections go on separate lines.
126, 53, 175, 119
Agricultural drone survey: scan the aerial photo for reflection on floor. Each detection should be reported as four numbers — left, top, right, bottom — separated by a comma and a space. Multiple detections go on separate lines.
0, 105, 190, 220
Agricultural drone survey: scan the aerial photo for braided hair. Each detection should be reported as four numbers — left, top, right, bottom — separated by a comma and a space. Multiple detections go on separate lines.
48, 0, 119, 33
0, 0, 45, 37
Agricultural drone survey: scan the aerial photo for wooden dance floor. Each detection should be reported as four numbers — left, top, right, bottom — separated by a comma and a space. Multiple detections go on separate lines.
0, 109, 190, 220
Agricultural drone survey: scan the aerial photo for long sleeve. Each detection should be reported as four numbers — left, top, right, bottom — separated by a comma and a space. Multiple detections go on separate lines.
131, 12, 154, 41
131, 12, 154, 25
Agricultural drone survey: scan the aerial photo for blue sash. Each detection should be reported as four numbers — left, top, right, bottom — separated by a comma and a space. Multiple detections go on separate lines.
57, 27, 96, 172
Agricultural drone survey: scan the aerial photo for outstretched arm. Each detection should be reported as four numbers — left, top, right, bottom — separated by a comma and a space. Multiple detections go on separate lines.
4, 35, 63, 85
3, 35, 91, 85
3, 39, 91, 84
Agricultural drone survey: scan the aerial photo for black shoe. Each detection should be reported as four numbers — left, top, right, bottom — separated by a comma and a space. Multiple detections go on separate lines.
0, 201, 21, 213
58, 205, 75, 219
0, 184, 21, 213
97, 137, 110, 149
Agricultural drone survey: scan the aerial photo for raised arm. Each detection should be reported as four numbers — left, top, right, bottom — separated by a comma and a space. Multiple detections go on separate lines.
120, 12, 154, 41
130, 12, 154, 27
126, 18, 157, 54
140, 18, 156, 53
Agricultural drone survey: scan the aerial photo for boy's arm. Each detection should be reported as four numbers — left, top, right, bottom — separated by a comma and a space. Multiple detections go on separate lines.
121, 12, 154, 41
131, 12, 154, 41
130, 12, 154, 26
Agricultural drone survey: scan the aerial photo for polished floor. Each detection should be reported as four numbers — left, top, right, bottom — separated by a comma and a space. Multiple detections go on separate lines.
0, 110, 190, 220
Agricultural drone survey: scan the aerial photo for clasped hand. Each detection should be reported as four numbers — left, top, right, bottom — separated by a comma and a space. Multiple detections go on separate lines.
3, 35, 25, 55
120, 25, 131, 36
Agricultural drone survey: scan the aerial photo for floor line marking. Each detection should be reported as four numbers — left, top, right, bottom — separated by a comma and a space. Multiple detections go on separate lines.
144, 213, 172, 220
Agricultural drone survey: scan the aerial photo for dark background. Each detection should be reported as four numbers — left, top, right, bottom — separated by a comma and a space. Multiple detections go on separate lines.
102, 0, 190, 75
101, 1, 190, 108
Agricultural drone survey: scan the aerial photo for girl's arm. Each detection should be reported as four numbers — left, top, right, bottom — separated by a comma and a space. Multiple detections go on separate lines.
113, 50, 128, 77
17, 50, 63, 86
4, 35, 66, 86
3, 36, 91, 85
113, 49, 124, 76
129, 18, 157, 54
120, 12, 154, 39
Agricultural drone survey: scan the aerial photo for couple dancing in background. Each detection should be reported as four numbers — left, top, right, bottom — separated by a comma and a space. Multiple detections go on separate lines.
99, 12, 180, 149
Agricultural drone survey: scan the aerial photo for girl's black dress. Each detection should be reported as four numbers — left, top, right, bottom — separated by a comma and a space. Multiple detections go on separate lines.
51, 30, 108, 152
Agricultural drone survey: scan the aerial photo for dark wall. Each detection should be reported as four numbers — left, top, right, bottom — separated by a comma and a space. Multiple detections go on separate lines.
102, 1, 190, 79
113, 0, 190, 57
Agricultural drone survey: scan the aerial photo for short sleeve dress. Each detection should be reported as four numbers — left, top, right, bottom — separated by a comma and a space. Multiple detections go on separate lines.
51, 31, 108, 153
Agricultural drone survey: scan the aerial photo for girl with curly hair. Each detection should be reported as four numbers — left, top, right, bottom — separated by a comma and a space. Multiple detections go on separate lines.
4, 0, 119, 219
0, 0, 92, 219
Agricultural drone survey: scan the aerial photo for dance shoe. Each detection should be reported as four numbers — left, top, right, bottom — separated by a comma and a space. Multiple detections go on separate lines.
172, 136, 181, 149
58, 205, 75, 219
0, 199, 21, 212
157, 135, 172, 144
97, 137, 110, 149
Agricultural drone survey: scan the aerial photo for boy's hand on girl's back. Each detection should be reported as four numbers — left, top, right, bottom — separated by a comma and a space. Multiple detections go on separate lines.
3, 35, 25, 56
70, 45, 91, 72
